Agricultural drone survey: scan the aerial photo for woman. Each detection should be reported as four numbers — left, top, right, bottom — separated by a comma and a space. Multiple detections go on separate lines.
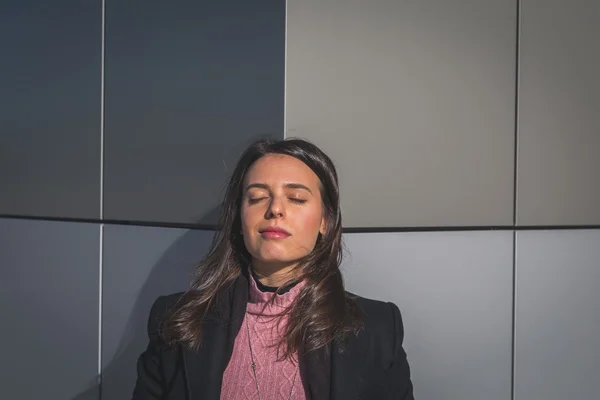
132, 138, 415, 399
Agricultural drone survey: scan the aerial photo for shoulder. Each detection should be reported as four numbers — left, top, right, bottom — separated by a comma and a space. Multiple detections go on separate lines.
146, 291, 186, 335
347, 291, 404, 331
151, 291, 186, 311
346, 291, 406, 363
345, 293, 415, 397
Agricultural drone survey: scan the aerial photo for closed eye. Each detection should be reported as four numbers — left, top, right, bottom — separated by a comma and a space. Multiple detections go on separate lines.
248, 197, 267, 205
248, 197, 307, 205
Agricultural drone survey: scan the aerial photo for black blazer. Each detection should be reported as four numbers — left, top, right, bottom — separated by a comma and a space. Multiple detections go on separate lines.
132, 273, 415, 400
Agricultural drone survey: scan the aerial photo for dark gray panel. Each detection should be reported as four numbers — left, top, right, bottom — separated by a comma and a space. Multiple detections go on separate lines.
515, 230, 600, 400
517, 1, 600, 225
0, 218, 99, 400
101, 225, 213, 399
104, 0, 285, 224
0, 2, 102, 219
341, 231, 513, 400
286, 0, 516, 227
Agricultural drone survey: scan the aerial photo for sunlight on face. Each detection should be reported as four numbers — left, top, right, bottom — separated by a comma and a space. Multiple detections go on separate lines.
240, 154, 326, 272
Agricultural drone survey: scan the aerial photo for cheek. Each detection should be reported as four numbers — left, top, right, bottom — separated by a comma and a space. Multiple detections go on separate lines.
241, 206, 263, 240
240, 209, 258, 252
295, 207, 323, 238
240, 207, 252, 236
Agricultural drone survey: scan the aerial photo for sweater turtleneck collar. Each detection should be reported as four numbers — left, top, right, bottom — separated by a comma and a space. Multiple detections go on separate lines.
247, 266, 305, 315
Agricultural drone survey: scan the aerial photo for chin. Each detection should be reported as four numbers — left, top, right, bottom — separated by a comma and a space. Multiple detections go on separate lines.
257, 254, 295, 264
255, 250, 299, 265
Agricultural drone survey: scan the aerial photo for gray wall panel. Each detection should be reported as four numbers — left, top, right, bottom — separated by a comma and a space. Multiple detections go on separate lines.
0, 218, 100, 400
286, 0, 516, 227
101, 225, 213, 399
341, 231, 513, 400
0, 1, 102, 219
515, 230, 600, 400
517, 1, 600, 225
103, 0, 285, 225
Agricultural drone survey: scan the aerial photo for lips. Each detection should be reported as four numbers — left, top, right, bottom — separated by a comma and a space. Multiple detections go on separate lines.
259, 226, 291, 239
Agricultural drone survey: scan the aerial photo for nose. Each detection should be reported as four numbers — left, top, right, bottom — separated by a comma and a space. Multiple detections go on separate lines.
266, 196, 285, 219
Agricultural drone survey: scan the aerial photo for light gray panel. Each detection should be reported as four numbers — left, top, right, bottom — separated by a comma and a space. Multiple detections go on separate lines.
101, 225, 214, 399
0, 218, 99, 400
517, 1, 600, 225
0, 1, 101, 219
515, 230, 600, 400
103, 0, 285, 225
341, 231, 513, 400
286, 0, 516, 227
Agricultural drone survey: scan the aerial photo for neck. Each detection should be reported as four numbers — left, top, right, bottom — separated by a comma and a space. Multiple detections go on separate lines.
251, 261, 297, 287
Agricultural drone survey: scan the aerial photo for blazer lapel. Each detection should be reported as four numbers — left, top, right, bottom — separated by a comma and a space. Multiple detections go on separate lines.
299, 328, 370, 400
330, 332, 370, 400
183, 273, 249, 400
299, 344, 331, 400
182, 311, 228, 400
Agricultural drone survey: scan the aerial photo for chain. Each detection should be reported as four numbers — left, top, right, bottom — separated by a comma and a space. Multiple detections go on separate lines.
245, 315, 299, 400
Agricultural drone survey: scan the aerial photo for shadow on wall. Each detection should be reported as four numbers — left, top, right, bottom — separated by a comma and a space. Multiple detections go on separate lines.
70, 208, 220, 400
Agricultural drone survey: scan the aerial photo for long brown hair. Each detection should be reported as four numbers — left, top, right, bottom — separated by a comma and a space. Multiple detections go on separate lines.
161, 138, 363, 358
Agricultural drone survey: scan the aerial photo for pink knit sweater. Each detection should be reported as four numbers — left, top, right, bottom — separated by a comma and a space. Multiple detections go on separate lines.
220, 272, 306, 400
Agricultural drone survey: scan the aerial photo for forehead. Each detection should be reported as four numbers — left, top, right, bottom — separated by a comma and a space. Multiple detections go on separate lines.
244, 154, 319, 186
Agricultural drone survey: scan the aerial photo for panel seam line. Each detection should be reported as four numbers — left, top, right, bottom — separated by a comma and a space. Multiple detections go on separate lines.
98, 0, 106, 397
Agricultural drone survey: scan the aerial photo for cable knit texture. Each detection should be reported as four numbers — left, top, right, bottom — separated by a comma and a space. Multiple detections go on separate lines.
220, 271, 307, 400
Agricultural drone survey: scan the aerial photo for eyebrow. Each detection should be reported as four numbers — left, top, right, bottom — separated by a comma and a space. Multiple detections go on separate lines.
245, 183, 313, 195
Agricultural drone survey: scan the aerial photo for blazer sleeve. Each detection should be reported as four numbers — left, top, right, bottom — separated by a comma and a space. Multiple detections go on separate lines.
132, 296, 167, 400
387, 302, 415, 400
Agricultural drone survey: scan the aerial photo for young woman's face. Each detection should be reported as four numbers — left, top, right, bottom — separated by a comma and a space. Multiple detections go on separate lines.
240, 154, 326, 270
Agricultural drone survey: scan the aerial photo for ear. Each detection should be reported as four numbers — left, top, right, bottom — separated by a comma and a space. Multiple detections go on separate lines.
319, 217, 326, 235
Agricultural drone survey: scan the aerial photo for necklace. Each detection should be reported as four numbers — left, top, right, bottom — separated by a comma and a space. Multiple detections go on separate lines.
245, 316, 299, 400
